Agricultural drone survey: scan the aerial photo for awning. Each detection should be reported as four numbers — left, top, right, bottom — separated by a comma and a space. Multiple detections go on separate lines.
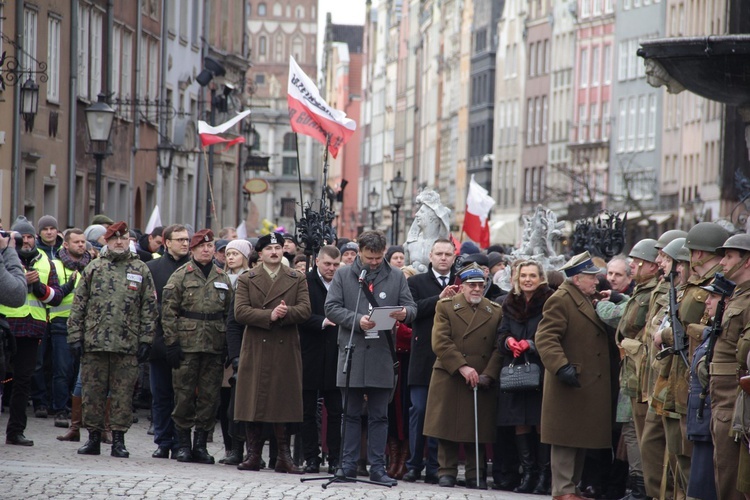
490, 213, 520, 245
637, 212, 674, 226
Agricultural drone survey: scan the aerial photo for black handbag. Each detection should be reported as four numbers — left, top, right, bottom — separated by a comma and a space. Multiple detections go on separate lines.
499, 353, 542, 392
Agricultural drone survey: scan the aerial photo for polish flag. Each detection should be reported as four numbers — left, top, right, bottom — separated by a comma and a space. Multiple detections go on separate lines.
462, 175, 495, 249
287, 56, 356, 158
198, 110, 251, 148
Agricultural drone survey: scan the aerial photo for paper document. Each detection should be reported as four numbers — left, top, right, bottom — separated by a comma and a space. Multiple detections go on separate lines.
365, 306, 403, 333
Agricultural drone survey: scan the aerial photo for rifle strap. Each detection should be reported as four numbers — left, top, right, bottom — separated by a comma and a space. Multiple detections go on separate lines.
360, 278, 399, 368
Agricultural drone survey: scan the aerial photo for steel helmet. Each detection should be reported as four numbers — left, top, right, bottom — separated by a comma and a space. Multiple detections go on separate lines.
654, 229, 688, 250
628, 238, 659, 263
662, 237, 690, 263
684, 222, 731, 253
716, 233, 750, 256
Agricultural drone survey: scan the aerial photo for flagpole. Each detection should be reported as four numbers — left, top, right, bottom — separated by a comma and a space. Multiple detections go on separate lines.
294, 133, 304, 210
202, 147, 219, 229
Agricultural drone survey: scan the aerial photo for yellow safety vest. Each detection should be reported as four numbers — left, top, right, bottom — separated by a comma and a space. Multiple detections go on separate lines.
0, 248, 51, 321
49, 260, 81, 319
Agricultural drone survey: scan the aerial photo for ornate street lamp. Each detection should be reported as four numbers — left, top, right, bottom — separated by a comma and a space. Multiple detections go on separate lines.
368, 187, 380, 229
388, 171, 407, 244
20, 76, 39, 132
157, 140, 175, 178
85, 94, 115, 214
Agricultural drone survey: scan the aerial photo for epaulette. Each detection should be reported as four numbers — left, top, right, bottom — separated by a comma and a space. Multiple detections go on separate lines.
287, 269, 298, 278
247, 270, 258, 278
489, 301, 501, 308
216, 266, 224, 274
438, 297, 452, 303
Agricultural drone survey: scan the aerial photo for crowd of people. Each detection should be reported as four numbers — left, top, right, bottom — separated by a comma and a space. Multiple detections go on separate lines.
1, 213, 749, 499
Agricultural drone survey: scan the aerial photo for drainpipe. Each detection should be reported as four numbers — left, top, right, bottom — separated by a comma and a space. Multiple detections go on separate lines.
11, 0, 23, 220
130, 0, 142, 226
67, 0, 78, 227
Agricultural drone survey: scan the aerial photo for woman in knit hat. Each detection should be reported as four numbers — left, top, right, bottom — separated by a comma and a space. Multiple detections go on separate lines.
224, 239, 251, 288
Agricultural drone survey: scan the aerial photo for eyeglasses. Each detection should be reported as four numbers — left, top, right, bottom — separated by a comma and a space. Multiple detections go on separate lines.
464, 282, 484, 288
170, 238, 190, 244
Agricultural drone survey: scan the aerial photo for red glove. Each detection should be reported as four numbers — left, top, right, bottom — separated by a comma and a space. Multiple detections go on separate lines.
518, 340, 530, 354
506, 337, 522, 358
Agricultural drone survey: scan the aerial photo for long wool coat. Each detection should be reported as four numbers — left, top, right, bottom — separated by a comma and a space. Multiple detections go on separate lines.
423, 293, 503, 443
233, 265, 311, 423
535, 280, 612, 449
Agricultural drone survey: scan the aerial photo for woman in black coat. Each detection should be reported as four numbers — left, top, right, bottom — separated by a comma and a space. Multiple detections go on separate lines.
496, 260, 554, 494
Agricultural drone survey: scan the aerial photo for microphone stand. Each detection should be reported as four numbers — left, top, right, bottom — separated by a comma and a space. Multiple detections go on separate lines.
301, 272, 390, 489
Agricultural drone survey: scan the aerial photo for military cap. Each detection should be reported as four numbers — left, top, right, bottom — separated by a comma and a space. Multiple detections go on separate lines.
103, 221, 129, 240
190, 229, 214, 249
560, 251, 603, 277
461, 252, 489, 267
255, 232, 284, 252
458, 263, 486, 283
91, 214, 114, 226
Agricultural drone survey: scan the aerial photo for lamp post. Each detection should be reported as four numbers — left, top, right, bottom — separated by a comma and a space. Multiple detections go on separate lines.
692, 193, 705, 223
387, 171, 407, 245
20, 76, 39, 132
85, 94, 115, 215
368, 187, 380, 229
157, 140, 175, 178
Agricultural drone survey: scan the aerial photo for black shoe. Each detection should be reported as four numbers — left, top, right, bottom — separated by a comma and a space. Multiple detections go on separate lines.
439, 475, 457, 488
6, 434, 34, 446
334, 468, 357, 479
303, 460, 320, 473
370, 469, 397, 486
424, 473, 439, 484
34, 406, 48, 418
152, 446, 170, 459
77, 431, 101, 455
492, 472, 520, 491
111, 431, 129, 458
402, 469, 421, 482
147, 422, 154, 435
466, 477, 488, 490
54, 411, 69, 428
328, 464, 336, 474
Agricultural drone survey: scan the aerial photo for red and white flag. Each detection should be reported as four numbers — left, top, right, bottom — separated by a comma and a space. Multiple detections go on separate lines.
462, 175, 495, 248
198, 110, 251, 148
287, 56, 356, 158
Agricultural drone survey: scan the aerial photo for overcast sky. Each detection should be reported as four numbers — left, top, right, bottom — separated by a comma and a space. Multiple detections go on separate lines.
317, 0, 367, 75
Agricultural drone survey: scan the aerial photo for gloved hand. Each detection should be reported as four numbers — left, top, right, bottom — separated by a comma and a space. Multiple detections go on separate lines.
477, 374, 493, 389
518, 339, 530, 354
506, 337, 522, 358
69, 340, 83, 360
556, 364, 581, 387
166, 342, 184, 369
231, 357, 239, 372
136, 342, 151, 363
60, 272, 78, 296
31, 281, 48, 299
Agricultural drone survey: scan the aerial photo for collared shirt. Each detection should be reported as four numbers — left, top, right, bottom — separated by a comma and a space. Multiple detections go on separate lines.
432, 269, 450, 287
262, 263, 280, 281
317, 270, 332, 291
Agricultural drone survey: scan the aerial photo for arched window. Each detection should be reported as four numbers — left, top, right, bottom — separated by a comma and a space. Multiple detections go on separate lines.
296, 6, 305, 18
283, 133, 296, 151
257, 2, 266, 16
273, 2, 282, 16
250, 130, 261, 151
258, 36, 267, 56
275, 34, 283, 62
292, 37, 304, 63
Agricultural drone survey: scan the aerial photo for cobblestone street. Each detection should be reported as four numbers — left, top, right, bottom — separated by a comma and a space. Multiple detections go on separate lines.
0, 408, 536, 499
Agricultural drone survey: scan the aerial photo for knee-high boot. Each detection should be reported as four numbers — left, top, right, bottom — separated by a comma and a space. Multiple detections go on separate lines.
273, 424, 303, 474
238, 423, 263, 471
514, 433, 537, 493
57, 395, 81, 442
533, 441, 551, 495
386, 436, 400, 478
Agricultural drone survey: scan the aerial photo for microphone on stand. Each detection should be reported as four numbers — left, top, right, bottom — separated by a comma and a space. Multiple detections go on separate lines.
358, 269, 367, 283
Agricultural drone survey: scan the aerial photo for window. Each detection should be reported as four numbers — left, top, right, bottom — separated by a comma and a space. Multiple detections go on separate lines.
581, 0, 590, 17
112, 26, 121, 103
283, 133, 296, 151
618, 41, 627, 81
148, 39, 158, 118
603, 45, 612, 83
579, 48, 588, 87
255, 73, 265, 85
180, 0, 188, 39
637, 95, 646, 150
526, 99, 534, 145
259, 36, 267, 56
591, 46, 600, 86
647, 94, 656, 149
192, 0, 199, 45
258, 2, 267, 16
121, 30, 133, 99
282, 157, 298, 176
273, 2, 282, 16
627, 96, 636, 151
292, 37, 303, 61
296, 6, 305, 18
542, 96, 548, 144
529, 43, 537, 77
534, 97, 541, 145
47, 16, 61, 101
281, 198, 296, 217
23, 8, 38, 81
590, 103, 598, 142
90, 9, 103, 98
627, 39, 638, 79
544, 39, 551, 74
578, 104, 586, 143
602, 101, 610, 140
593, 0, 601, 15
275, 34, 283, 62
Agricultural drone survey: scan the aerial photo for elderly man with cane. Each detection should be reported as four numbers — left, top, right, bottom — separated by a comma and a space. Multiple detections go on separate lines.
423, 263, 503, 489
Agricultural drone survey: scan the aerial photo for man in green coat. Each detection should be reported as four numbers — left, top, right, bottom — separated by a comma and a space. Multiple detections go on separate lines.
67, 221, 157, 458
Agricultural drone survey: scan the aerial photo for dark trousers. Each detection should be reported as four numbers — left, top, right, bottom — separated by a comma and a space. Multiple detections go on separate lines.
219, 387, 231, 449
6, 337, 39, 438
341, 387, 389, 473
31, 332, 73, 413
301, 388, 343, 464
149, 358, 176, 449
406, 385, 438, 475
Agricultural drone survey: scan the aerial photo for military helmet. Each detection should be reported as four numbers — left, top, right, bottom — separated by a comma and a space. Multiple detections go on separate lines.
684, 222, 731, 253
629, 238, 659, 263
654, 229, 688, 250
716, 233, 750, 256
662, 237, 690, 262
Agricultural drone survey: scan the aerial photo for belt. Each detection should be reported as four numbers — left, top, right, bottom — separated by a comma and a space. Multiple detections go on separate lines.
709, 362, 738, 376
179, 310, 224, 321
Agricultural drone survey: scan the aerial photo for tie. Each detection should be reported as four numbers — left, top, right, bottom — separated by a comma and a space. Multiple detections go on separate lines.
440, 276, 448, 288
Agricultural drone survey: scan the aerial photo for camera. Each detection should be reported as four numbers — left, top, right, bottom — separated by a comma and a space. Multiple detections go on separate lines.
0, 230, 23, 248
709, 273, 736, 297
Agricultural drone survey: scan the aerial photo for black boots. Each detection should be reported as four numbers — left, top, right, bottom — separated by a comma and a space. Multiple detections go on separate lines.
78, 430, 102, 455
174, 427, 193, 462
273, 424, 303, 474
238, 423, 263, 471
111, 430, 129, 458
619, 474, 647, 500
514, 433, 537, 493
219, 438, 244, 465
533, 442, 551, 495
192, 429, 215, 464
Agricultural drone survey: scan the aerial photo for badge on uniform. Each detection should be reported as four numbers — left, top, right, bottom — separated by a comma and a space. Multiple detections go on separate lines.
485, 305, 492, 313
270, 233, 278, 244
127, 273, 143, 283
454, 303, 461, 309
214, 281, 228, 301
379, 292, 387, 300
128, 281, 139, 291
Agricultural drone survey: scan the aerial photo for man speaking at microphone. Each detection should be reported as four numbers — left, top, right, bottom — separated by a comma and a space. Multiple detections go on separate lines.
325, 230, 416, 486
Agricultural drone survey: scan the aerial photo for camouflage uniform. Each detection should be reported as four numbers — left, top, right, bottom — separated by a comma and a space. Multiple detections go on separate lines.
162, 259, 232, 433
67, 250, 157, 433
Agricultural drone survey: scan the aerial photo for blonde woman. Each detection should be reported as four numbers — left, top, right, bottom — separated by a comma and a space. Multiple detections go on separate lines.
224, 240, 251, 288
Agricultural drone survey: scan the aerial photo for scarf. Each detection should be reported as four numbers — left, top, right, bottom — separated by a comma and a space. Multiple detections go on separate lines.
58, 247, 92, 273
502, 284, 554, 322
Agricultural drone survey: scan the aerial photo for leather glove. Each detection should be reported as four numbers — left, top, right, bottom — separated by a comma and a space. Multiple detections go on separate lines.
31, 281, 47, 299
556, 364, 581, 387
506, 337, 522, 357
518, 339, 530, 354
60, 272, 78, 296
477, 374, 493, 389
165, 342, 185, 369
69, 340, 83, 360
136, 342, 151, 363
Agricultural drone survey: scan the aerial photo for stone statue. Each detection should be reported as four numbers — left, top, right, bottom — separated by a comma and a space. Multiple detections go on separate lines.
404, 188, 452, 273
511, 205, 566, 272
644, 59, 685, 94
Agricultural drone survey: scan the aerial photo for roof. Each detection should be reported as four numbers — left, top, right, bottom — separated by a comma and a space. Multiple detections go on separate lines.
330, 24, 364, 54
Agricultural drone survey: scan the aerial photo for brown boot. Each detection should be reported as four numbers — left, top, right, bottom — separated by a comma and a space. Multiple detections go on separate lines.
273, 424, 303, 474
395, 439, 409, 479
57, 395, 81, 442
386, 436, 400, 478
237, 423, 263, 471
102, 397, 112, 444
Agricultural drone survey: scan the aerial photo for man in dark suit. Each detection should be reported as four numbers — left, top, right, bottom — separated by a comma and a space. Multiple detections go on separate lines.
298, 245, 343, 473
402, 238, 457, 484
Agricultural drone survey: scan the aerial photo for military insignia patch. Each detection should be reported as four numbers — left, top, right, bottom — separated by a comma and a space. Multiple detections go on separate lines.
486, 305, 492, 313
454, 303, 461, 309
270, 233, 278, 244
204, 234, 210, 242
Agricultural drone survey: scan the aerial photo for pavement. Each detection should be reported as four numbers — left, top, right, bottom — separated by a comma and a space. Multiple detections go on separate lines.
0, 407, 540, 499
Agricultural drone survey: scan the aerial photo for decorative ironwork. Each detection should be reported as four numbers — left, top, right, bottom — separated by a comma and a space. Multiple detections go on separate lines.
0, 32, 49, 90
572, 210, 627, 260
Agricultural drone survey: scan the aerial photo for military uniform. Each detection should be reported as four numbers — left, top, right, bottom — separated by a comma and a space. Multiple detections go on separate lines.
736, 314, 750, 494
162, 258, 232, 440
67, 246, 157, 435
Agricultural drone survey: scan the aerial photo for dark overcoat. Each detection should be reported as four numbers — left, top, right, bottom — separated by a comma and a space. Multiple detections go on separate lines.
324, 258, 416, 389
298, 270, 338, 391
535, 280, 612, 449
406, 264, 455, 386
423, 294, 503, 443
233, 265, 311, 423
